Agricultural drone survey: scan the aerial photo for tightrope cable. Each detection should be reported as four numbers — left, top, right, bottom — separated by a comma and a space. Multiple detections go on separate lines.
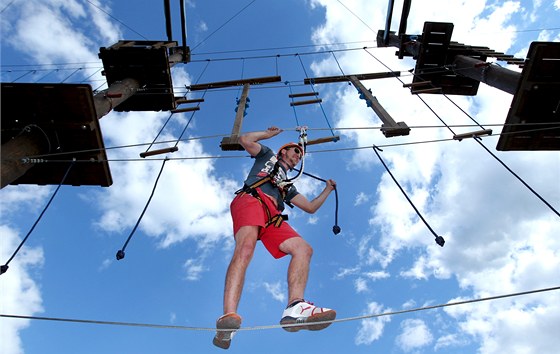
2, 285, 558, 331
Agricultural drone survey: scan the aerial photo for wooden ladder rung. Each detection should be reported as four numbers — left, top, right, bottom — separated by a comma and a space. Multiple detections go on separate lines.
140, 146, 179, 158
171, 107, 200, 113
175, 98, 205, 104
289, 92, 319, 98
290, 99, 322, 106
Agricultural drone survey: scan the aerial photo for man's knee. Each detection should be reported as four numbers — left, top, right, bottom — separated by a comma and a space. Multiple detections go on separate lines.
233, 226, 259, 260
280, 237, 313, 258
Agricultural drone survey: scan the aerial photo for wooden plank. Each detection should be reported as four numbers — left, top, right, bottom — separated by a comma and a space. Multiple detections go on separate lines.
289, 92, 319, 98
189, 75, 281, 91
290, 99, 322, 106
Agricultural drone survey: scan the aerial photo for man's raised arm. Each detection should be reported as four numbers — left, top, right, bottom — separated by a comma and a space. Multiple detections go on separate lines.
239, 127, 283, 156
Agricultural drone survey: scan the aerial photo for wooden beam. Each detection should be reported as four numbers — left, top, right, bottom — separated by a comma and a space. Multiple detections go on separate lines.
304, 71, 400, 85
220, 83, 250, 151
349, 76, 410, 138
188, 75, 281, 91
306, 136, 340, 146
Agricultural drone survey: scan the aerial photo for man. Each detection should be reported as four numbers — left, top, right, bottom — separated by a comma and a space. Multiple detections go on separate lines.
213, 126, 337, 349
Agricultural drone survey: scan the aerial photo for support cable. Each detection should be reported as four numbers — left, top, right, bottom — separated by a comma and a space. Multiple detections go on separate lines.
1, 285, 558, 331
190, 0, 258, 52
286, 82, 301, 126
296, 55, 336, 136
10, 69, 36, 83
473, 137, 560, 218
60, 67, 82, 83
372, 145, 445, 247
5, 123, 559, 162
1, 160, 75, 275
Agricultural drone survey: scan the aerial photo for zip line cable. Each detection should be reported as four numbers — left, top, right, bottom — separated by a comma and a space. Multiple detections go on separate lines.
1, 285, 558, 331
1, 161, 75, 275
372, 146, 445, 247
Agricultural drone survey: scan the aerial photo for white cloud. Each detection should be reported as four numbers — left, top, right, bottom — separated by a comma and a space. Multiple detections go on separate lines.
310, 0, 560, 353
0, 226, 44, 354
396, 318, 433, 352
354, 191, 369, 206
95, 108, 236, 249
263, 281, 286, 303
183, 258, 207, 281
355, 302, 391, 345
354, 277, 368, 293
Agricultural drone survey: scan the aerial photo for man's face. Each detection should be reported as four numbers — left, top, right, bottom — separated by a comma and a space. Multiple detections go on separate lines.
282, 146, 302, 169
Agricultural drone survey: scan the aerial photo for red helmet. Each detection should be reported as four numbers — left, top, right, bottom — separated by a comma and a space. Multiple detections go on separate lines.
278, 142, 304, 155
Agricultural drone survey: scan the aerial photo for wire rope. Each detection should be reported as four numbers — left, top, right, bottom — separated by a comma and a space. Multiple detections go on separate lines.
3, 124, 558, 162
1, 285, 558, 331
190, 0, 259, 52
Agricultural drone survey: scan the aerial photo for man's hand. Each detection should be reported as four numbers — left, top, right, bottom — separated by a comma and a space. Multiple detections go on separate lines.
263, 126, 283, 139
239, 126, 284, 156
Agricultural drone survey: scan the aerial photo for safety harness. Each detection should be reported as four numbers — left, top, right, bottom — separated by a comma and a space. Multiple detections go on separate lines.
235, 127, 308, 229
235, 176, 289, 228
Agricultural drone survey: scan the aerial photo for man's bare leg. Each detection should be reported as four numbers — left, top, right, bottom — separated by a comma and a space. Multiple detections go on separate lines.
214, 226, 258, 349
278, 237, 335, 332
223, 225, 259, 313
279, 237, 313, 304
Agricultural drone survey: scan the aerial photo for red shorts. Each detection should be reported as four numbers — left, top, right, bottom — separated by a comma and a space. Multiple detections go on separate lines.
230, 188, 300, 259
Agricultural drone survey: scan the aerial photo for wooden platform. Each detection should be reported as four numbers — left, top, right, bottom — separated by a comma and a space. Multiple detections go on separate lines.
497, 42, 560, 151
411, 22, 483, 95
98, 40, 177, 112
1, 83, 112, 186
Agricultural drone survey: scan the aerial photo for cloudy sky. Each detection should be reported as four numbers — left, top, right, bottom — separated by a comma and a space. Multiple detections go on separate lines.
1, 1, 559, 353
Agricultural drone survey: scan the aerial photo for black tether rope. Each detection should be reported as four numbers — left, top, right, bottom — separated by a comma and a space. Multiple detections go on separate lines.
473, 137, 560, 218
1, 161, 75, 275
372, 146, 445, 247
116, 159, 168, 260
293, 168, 341, 235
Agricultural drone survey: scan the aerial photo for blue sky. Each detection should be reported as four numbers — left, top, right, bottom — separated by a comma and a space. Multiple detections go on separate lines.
1, 1, 559, 353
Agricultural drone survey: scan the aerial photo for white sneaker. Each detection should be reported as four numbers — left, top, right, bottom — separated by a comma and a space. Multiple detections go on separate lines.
279, 300, 336, 332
